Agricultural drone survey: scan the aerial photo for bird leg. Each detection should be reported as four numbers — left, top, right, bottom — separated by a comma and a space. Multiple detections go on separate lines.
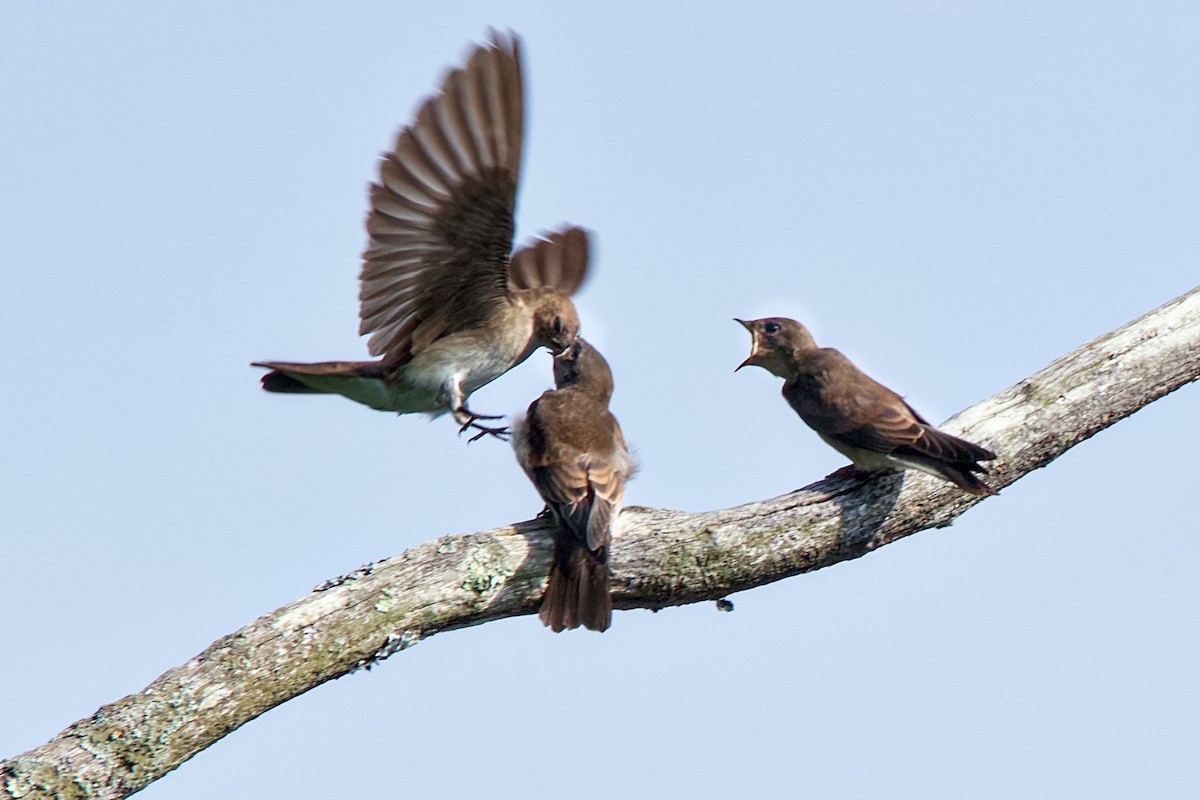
448, 380, 510, 442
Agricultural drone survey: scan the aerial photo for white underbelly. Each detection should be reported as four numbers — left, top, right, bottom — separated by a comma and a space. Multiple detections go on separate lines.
404, 334, 530, 399
817, 433, 897, 471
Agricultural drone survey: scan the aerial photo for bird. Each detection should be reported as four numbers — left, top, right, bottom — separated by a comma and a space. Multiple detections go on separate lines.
736, 317, 997, 495
253, 32, 590, 441
512, 339, 634, 632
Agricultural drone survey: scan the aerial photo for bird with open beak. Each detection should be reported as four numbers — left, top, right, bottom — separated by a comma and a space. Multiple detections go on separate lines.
512, 339, 634, 632
254, 32, 588, 441
736, 317, 997, 495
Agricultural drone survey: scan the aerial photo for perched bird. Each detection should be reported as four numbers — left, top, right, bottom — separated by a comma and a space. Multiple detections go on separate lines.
736, 317, 997, 495
254, 33, 589, 441
512, 339, 634, 632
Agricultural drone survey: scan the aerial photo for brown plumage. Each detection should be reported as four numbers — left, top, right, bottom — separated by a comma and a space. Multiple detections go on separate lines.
253, 32, 591, 440
512, 339, 634, 632
736, 317, 997, 495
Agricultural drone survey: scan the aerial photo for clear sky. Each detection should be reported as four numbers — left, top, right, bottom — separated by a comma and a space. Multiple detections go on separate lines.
2, 3, 1198, 798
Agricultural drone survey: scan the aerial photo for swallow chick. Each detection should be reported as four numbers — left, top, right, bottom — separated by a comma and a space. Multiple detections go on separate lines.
512, 339, 634, 632
736, 317, 997, 495
254, 32, 589, 441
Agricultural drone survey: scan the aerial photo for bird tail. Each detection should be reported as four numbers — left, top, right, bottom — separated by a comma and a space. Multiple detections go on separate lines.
893, 446, 997, 495
250, 360, 422, 413
894, 425, 998, 496
257, 369, 330, 394
539, 537, 611, 633
252, 360, 390, 393
929, 461, 997, 496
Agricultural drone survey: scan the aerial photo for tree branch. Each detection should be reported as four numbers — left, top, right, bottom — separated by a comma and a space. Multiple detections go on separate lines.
4, 286, 1199, 800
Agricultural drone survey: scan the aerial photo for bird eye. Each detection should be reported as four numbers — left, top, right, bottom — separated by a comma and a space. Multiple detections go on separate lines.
552, 316, 563, 334
764, 321, 781, 334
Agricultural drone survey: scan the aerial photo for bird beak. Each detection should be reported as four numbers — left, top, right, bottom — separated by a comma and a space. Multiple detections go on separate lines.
734, 318, 756, 371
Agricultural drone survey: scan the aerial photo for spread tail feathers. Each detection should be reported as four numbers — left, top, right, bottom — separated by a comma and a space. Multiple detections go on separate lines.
539, 539, 611, 633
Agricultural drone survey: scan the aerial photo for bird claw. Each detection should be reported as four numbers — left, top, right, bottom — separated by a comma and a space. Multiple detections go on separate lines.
461, 409, 504, 422
464, 423, 511, 443
453, 410, 511, 441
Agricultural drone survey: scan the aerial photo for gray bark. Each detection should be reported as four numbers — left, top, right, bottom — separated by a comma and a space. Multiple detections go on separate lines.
3, 286, 1199, 800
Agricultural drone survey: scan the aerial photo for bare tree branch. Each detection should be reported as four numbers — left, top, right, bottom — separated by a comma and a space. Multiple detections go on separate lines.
4, 286, 1199, 800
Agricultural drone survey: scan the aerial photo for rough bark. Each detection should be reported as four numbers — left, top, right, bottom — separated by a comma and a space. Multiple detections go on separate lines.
4, 286, 1199, 799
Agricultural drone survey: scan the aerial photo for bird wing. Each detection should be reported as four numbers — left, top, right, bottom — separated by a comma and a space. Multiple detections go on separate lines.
358, 32, 523, 365
521, 397, 627, 556
787, 349, 927, 454
785, 349, 996, 472
532, 458, 601, 542
895, 425, 997, 466
820, 374, 995, 465
532, 453, 625, 556
830, 402, 926, 454
507, 226, 591, 295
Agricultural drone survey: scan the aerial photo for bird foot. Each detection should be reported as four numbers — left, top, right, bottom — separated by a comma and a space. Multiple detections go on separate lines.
828, 465, 873, 482
455, 409, 511, 443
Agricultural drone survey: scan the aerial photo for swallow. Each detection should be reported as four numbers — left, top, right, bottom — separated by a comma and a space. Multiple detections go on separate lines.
736, 317, 997, 495
254, 32, 589, 441
512, 339, 634, 632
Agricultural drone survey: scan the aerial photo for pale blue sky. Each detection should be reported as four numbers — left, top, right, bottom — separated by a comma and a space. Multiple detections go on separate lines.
2, 3, 1198, 798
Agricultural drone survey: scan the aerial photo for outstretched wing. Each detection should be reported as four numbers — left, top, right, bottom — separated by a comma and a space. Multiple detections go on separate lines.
507, 226, 591, 295
359, 31, 523, 364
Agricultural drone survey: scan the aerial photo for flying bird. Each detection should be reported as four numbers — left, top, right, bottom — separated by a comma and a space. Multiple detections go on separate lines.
512, 339, 634, 632
736, 317, 997, 495
254, 32, 589, 441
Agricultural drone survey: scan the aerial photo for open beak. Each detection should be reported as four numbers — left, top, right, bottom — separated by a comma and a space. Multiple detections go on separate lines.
734, 319, 757, 372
